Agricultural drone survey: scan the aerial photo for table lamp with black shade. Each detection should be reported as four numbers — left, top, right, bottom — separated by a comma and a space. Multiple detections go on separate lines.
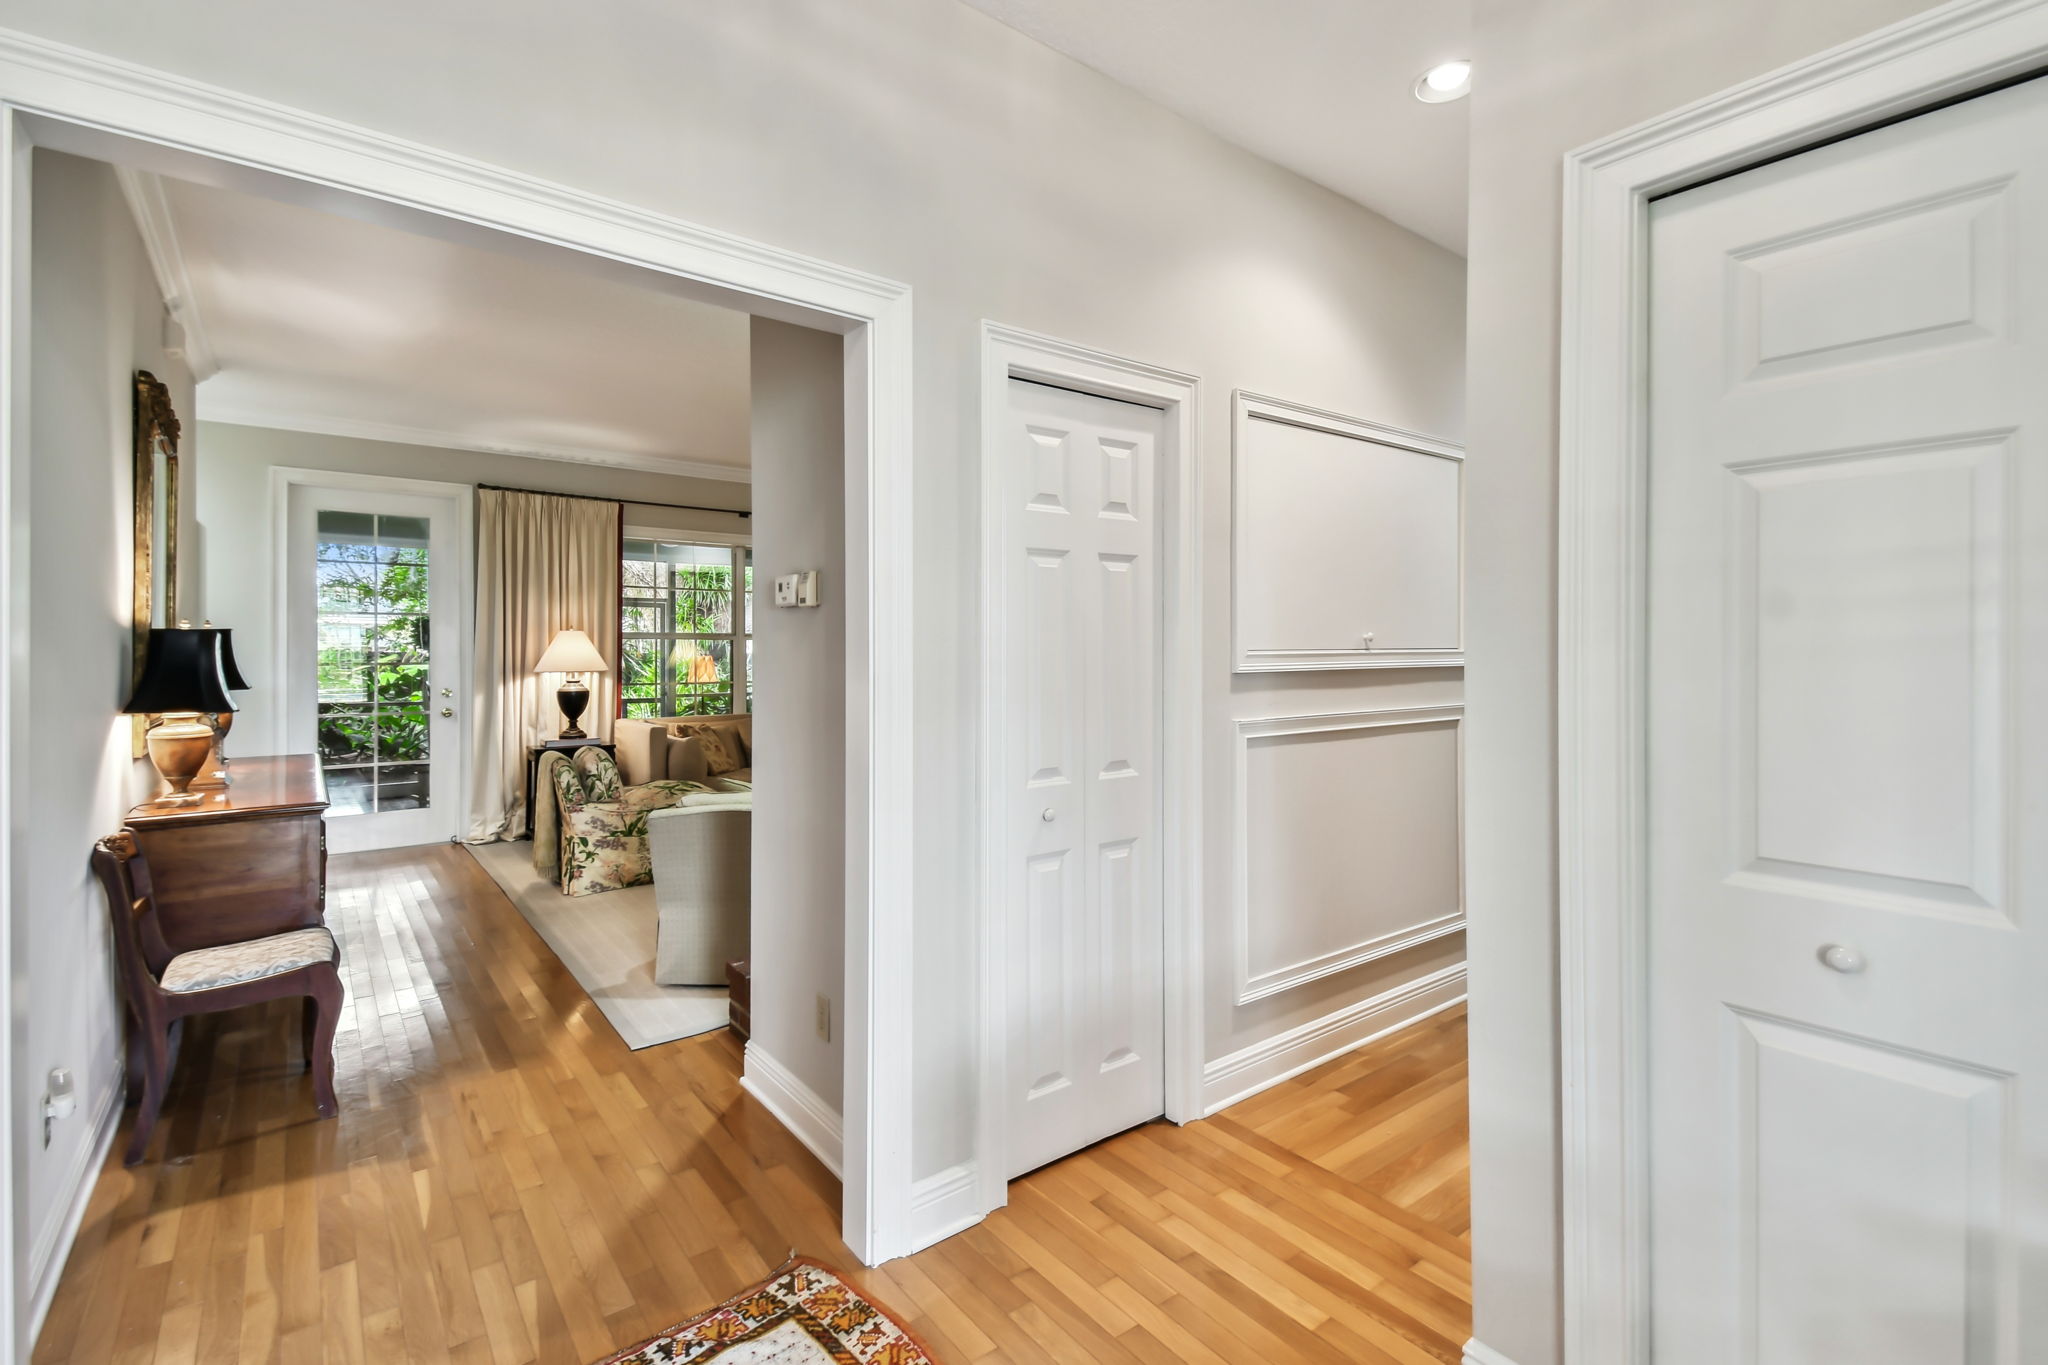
189, 623, 252, 788
122, 627, 238, 799
533, 628, 609, 739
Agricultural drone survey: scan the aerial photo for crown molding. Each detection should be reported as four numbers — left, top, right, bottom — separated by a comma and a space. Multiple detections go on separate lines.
201, 407, 754, 484
112, 165, 218, 380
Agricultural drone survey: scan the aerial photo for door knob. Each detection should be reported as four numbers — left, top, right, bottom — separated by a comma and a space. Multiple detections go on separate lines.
440, 707, 455, 719
1041, 808, 1056, 822
1818, 944, 1866, 974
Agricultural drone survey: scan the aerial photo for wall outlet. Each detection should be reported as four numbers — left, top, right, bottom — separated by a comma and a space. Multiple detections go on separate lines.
815, 994, 832, 1044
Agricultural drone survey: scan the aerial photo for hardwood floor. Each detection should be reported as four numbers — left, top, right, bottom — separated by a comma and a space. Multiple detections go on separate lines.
33, 843, 1470, 1365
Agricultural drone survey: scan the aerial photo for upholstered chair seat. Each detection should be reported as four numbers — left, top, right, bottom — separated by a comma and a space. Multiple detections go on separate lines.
159, 925, 338, 994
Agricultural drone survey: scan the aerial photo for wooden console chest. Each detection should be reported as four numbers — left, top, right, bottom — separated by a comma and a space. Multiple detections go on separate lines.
125, 754, 330, 954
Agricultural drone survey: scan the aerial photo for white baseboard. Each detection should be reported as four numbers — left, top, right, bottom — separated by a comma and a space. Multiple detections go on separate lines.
26, 1072, 123, 1345
741, 1043, 843, 1178
1464, 1339, 1521, 1365
905, 1161, 981, 1254
1201, 963, 1467, 1115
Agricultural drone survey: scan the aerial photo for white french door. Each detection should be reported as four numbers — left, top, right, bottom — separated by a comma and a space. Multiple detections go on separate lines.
1646, 76, 2048, 1361
286, 481, 465, 853
1000, 378, 1166, 1179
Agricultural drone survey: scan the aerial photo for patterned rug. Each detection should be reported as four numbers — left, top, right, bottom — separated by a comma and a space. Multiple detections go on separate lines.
597, 1258, 938, 1364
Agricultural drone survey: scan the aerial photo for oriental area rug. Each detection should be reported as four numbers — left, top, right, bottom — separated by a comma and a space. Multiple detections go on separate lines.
596, 1258, 939, 1365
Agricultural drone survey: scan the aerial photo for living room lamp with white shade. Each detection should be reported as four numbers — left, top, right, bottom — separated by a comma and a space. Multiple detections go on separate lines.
533, 628, 609, 739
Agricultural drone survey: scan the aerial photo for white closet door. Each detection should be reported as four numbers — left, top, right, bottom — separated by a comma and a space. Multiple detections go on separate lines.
1002, 378, 1165, 1179
1646, 76, 2048, 1362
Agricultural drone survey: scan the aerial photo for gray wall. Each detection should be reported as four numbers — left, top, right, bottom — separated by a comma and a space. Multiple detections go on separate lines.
18, 149, 195, 1337
192, 421, 749, 755
1462, 2, 1939, 1361
0, 0, 1468, 1205
747, 319, 847, 1110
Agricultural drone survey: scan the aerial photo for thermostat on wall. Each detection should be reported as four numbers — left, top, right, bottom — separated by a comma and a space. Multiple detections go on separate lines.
774, 570, 822, 607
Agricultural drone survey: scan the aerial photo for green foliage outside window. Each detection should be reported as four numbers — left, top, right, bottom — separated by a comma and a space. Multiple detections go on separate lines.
621, 542, 751, 717
316, 554, 431, 763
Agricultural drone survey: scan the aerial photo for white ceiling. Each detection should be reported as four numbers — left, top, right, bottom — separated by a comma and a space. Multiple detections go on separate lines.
960, 0, 1471, 253
142, 173, 754, 479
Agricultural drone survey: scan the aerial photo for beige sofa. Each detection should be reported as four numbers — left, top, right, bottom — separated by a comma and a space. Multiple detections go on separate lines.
615, 714, 753, 789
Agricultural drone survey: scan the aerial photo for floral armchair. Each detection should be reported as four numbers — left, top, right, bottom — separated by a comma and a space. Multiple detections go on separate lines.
534, 747, 707, 896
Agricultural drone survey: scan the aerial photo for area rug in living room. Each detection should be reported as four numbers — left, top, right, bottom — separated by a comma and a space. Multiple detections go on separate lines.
596, 1258, 938, 1365
467, 841, 728, 1050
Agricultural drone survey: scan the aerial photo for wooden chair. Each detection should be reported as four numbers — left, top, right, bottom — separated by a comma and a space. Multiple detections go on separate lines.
92, 830, 343, 1165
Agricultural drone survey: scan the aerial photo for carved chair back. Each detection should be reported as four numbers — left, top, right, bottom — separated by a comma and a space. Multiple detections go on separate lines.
92, 830, 178, 996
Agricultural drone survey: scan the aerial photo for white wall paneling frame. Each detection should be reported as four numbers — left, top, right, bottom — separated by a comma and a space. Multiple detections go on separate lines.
268, 467, 475, 849
1556, 2, 2048, 1361
974, 323, 1202, 1238
0, 29, 916, 1341
1232, 705, 1465, 1006
1232, 391, 1463, 672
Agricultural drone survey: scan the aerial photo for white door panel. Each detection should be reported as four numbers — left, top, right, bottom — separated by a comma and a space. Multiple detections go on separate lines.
1003, 379, 1164, 1179
1648, 75, 2048, 1363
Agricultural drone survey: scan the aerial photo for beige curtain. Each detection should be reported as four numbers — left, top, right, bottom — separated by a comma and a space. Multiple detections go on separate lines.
468, 488, 621, 842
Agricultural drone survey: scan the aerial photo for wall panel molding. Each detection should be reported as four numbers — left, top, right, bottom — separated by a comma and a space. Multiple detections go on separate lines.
1233, 704, 1465, 1005
1232, 390, 1464, 672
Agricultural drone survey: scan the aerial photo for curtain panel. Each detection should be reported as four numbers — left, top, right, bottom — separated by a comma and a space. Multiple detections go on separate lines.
468, 488, 621, 841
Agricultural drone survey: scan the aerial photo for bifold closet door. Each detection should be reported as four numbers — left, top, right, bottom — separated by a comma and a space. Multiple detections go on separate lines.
1646, 74, 2048, 1363
1001, 378, 1166, 1179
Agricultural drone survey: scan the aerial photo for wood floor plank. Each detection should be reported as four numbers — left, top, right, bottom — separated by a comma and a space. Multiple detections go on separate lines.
32, 844, 1470, 1364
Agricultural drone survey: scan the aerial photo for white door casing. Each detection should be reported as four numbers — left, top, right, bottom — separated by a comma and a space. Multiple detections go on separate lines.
1000, 378, 1166, 1180
1645, 74, 2048, 1363
284, 477, 468, 853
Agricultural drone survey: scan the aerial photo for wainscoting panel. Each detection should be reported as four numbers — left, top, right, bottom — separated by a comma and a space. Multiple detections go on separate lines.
1234, 705, 1465, 1005
1232, 392, 1464, 671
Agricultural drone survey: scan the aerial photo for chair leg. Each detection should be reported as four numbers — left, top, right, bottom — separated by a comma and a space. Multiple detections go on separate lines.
300, 995, 317, 1071
123, 1022, 172, 1167
308, 974, 343, 1119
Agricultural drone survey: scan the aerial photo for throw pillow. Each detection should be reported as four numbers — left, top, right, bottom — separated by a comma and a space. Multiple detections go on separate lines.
549, 756, 588, 811
574, 745, 624, 801
669, 722, 744, 776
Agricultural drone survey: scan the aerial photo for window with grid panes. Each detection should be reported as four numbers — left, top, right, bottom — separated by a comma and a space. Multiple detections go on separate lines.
620, 539, 753, 718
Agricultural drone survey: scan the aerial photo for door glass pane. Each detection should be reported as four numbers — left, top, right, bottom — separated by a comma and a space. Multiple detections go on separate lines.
316, 509, 432, 814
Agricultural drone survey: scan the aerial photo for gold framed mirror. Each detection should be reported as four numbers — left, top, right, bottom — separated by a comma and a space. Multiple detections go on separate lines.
132, 370, 181, 756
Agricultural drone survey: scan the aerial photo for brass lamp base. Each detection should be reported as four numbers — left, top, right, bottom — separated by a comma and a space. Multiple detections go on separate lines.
144, 712, 216, 800
188, 710, 234, 790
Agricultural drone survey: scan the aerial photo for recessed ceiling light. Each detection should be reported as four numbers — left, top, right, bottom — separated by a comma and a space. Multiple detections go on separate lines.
1414, 60, 1471, 104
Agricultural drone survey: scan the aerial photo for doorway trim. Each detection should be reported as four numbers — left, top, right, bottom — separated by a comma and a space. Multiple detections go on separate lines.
1556, 1, 2048, 1361
269, 468, 476, 850
969, 323, 1202, 1244
0, 27, 916, 1350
